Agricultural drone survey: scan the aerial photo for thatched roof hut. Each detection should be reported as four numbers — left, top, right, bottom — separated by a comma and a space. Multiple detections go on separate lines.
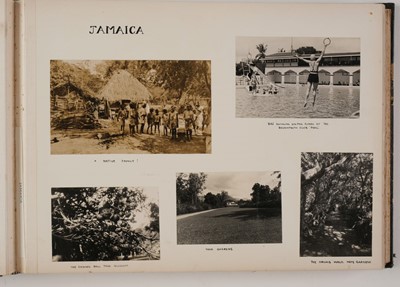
51, 82, 97, 111
51, 82, 95, 100
97, 70, 152, 103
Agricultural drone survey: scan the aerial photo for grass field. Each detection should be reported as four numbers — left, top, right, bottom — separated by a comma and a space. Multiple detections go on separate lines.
177, 207, 282, 245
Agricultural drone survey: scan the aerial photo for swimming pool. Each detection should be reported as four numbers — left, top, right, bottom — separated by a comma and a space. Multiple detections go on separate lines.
236, 85, 360, 118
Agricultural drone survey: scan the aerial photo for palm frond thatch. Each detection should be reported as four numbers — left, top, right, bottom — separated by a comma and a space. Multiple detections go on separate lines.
98, 70, 152, 102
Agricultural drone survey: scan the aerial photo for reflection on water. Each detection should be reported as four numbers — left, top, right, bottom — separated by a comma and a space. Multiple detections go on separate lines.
236, 85, 360, 118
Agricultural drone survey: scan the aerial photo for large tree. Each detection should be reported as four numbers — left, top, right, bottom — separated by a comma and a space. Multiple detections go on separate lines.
152, 60, 211, 100
176, 172, 190, 204
52, 187, 160, 261
250, 183, 271, 205
50, 60, 104, 94
204, 192, 218, 207
176, 173, 207, 205
255, 43, 268, 60
295, 46, 321, 55
204, 190, 234, 209
300, 153, 373, 244
96, 60, 211, 102
187, 172, 207, 205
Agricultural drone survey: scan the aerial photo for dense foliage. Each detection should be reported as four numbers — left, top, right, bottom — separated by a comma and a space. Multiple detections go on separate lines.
249, 183, 281, 208
176, 173, 208, 214
50, 60, 104, 95
255, 43, 268, 60
300, 153, 373, 255
176, 172, 282, 214
203, 191, 234, 209
294, 46, 321, 55
52, 187, 160, 261
51, 60, 211, 104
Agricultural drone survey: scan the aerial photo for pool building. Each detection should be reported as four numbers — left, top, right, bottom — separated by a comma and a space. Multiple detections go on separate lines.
237, 52, 360, 87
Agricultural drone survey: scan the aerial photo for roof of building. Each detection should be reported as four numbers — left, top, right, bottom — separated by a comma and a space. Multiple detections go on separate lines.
51, 82, 95, 100
261, 51, 360, 60
97, 70, 152, 102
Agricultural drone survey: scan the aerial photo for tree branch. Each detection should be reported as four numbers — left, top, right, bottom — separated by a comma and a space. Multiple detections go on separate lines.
301, 155, 351, 187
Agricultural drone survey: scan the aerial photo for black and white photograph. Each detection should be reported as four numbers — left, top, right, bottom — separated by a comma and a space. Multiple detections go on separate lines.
52, 187, 160, 261
236, 37, 360, 118
50, 60, 211, 154
176, 172, 282, 245
300, 152, 373, 257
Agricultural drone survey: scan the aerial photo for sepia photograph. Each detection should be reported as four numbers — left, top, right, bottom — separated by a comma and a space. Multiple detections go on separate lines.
52, 187, 160, 261
300, 152, 373, 257
50, 60, 211, 154
236, 37, 360, 118
176, 172, 282, 245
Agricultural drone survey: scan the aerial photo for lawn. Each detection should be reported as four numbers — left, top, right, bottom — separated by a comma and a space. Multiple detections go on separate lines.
177, 207, 282, 244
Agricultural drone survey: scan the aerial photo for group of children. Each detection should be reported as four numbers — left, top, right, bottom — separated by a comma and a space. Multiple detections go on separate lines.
248, 74, 279, 95
116, 102, 208, 141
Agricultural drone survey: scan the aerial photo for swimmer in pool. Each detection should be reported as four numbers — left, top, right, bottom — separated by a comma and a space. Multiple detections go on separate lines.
294, 43, 328, 107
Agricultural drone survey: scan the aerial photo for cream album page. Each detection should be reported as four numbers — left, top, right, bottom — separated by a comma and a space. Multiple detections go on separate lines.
20, 0, 387, 273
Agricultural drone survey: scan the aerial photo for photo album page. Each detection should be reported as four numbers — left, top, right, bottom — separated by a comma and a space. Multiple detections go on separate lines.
19, 0, 390, 273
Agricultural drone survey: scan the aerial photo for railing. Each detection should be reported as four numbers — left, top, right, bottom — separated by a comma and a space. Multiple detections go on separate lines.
236, 76, 271, 86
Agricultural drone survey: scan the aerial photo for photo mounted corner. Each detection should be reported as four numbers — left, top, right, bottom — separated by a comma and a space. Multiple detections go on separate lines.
235, 37, 360, 119
50, 60, 212, 154
176, 171, 282, 245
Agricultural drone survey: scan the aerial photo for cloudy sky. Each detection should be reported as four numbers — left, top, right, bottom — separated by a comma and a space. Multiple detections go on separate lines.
66, 60, 104, 74
130, 186, 158, 229
236, 37, 360, 62
202, 172, 280, 200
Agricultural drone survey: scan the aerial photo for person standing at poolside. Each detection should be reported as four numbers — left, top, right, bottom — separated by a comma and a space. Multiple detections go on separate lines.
249, 73, 259, 95
294, 43, 329, 107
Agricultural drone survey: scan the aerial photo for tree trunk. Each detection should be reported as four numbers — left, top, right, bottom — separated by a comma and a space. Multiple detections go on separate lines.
301, 155, 350, 188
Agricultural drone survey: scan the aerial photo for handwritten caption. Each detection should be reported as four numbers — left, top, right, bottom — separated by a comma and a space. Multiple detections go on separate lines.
267, 122, 329, 130
70, 264, 129, 270
310, 260, 371, 265
205, 247, 234, 252
93, 158, 139, 164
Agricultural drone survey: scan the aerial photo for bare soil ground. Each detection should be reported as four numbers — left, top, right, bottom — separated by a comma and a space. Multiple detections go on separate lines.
300, 212, 371, 257
51, 119, 207, 154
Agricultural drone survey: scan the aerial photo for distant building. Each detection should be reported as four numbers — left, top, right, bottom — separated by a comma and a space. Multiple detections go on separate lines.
238, 52, 360, 86
225, 201, 238, 207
